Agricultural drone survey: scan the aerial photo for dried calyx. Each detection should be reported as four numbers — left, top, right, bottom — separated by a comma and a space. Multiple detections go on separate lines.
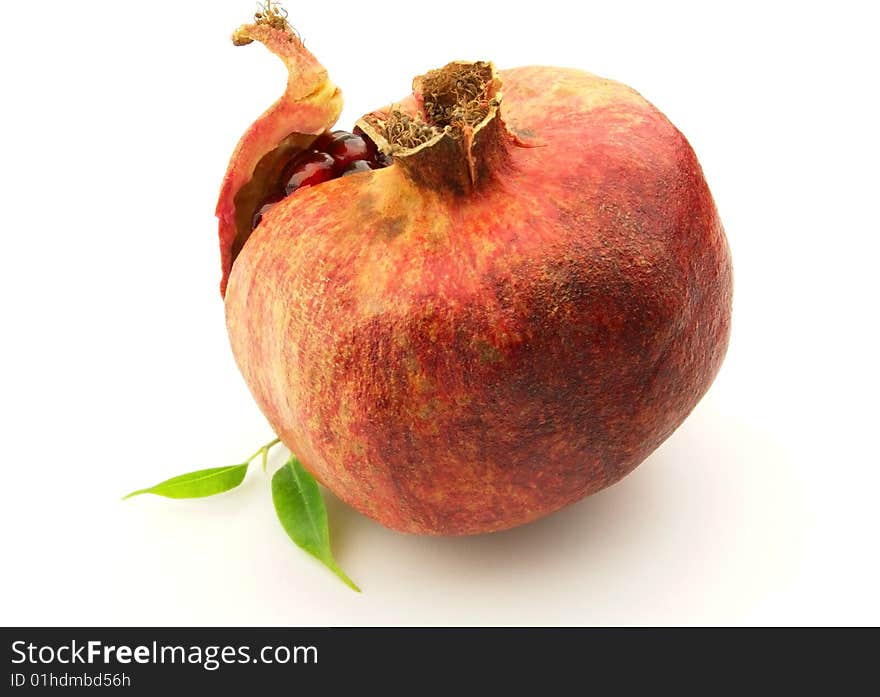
356, 62, 509, 192
363, 62, 498, 149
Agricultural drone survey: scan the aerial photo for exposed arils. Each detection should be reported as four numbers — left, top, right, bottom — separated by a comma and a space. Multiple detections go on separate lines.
251, 129, 390, 231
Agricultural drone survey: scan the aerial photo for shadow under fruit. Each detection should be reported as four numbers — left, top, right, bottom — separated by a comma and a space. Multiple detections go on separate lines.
217, 8, 733, 535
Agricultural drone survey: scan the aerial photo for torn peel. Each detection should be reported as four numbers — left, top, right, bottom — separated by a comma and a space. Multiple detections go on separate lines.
216, 20, 343, 296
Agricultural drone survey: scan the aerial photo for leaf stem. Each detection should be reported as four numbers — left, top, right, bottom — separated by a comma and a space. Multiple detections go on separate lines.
243, 437, 282, 472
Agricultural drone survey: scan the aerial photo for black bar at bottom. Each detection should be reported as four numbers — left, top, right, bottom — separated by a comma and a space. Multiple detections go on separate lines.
1, 627, 875, 692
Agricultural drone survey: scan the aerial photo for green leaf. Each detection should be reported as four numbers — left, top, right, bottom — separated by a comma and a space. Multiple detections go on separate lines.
271, 456, 360, 592
122, 463, 249, 500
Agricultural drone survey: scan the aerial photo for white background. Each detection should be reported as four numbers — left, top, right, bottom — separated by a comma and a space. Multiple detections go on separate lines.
1, 0, 878, 625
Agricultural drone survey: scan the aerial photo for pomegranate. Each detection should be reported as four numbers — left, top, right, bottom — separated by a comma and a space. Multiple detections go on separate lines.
217, 6, 732, 535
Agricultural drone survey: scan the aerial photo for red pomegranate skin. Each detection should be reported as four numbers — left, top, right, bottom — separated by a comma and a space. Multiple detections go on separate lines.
220, 26, 732, 535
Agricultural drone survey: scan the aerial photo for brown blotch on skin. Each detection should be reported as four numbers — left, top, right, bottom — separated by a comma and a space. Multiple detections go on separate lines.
380, 215, 407, 240
474, 338, 503, 364
355, 190, 380, 218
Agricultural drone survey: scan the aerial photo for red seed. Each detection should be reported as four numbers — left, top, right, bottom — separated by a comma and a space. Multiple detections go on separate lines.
353, 126, 391, 167
284, 151, 335, 194
325, 133, 371, 168
340, 160, 374, 176
311, 129, 346, 151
